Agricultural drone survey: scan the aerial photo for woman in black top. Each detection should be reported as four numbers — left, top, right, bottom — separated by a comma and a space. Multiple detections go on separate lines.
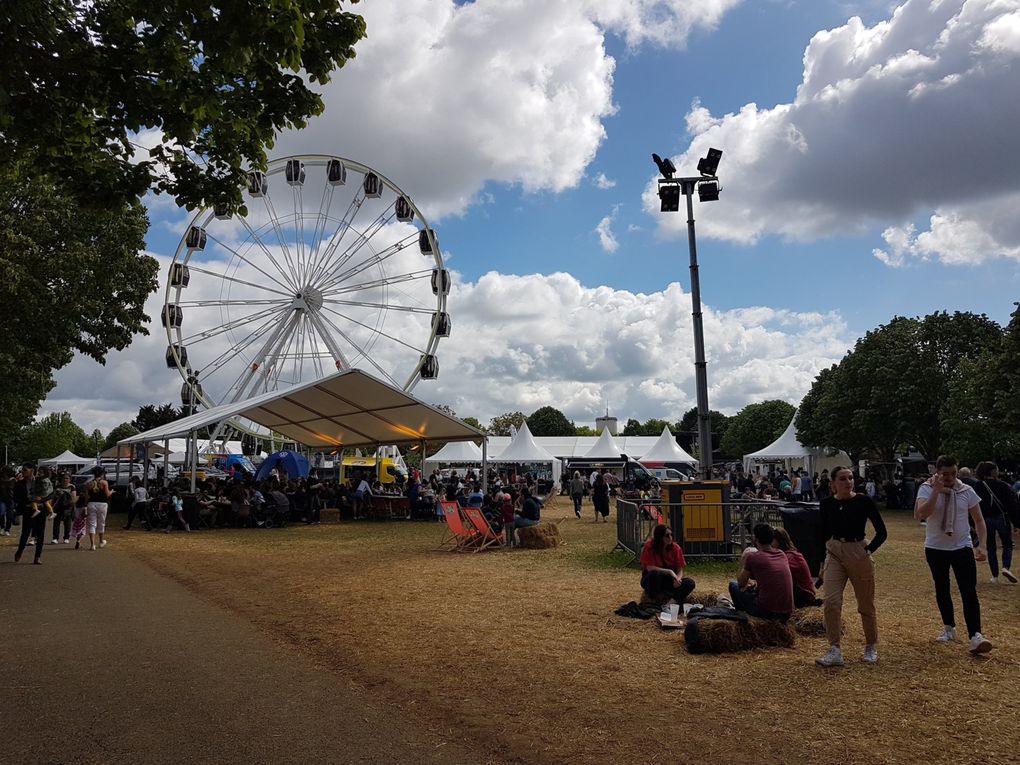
815, 466, 887, 667
591, 472, 610, 523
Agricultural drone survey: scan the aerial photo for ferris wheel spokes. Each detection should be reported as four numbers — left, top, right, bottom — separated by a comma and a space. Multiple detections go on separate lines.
316, 310, 402, 389
196, 309, 294, 394
177, 303, 290, 346
185, 264, 296, 299
208, 227, 298, 293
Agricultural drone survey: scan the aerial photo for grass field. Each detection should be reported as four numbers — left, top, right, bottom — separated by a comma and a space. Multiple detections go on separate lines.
121, 498, 1020, 765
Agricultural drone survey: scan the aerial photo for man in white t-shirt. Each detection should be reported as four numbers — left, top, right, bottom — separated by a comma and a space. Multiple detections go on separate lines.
915, 455, 992, 654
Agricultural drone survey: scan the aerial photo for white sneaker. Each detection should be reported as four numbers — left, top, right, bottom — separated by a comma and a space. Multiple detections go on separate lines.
863, 645, 878, 664
936, 626, 956, 642
990, 576, 999, 584
100, 540, 107, 548
50, 539, 58, 545
815, 646, 844, 667
63, 539, 70, 544
1001, 568, 1018, 584
969, 633, 993, 654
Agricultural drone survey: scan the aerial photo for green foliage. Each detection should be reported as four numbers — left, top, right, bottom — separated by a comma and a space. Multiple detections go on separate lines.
0, 165, 156, 439
527, 406, 576, 436
797, 311, 1003, 462
461, 416, 485, 433
488, 411, 526, 436
677, 407, 730, 456
622, 418, 673, 436
103, 422, 140, 451
942, 304, 1020, 464
720, 400, 796, 458
132, 404, 182, 433
11, 412, 88, 464
573, 425, 598, 436
0, 0, 367, 213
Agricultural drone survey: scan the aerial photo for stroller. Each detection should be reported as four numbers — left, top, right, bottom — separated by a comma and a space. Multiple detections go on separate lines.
262, 494, 291, 528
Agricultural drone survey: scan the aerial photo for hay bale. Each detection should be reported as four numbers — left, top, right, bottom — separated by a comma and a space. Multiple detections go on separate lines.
790, 607, 827, 637
517, 522, 561, 549
685, 616, 796, 654
687, 592, 720, 607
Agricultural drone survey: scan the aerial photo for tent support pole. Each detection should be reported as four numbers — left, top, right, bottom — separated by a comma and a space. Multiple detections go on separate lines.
481, 439, 488, 494
189, 430, 198, 494
163, 440, 169, 489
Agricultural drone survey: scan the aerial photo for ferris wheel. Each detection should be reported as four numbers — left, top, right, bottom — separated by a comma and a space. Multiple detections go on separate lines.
162, 155, 450, 427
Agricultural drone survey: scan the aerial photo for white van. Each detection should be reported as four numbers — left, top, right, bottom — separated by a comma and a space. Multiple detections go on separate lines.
650, 467, 690, 482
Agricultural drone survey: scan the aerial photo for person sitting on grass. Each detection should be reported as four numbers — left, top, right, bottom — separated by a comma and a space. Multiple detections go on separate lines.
639, 524, 696, 606
772, 527, 818, 608
728, 524, 794, 622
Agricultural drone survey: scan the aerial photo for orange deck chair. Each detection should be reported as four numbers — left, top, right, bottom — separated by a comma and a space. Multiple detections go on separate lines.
438, 500, 478, 551
461, 506, 504, 552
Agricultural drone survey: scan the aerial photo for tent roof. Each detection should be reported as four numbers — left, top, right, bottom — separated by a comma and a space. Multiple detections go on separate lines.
637, 426, 697, 464
38, 450, 90, 465
744, 416, 823, 460
584, 427, 626, 459
118, 369, 484, 449
491, 422, 557, 463
482, 435, 661, 460
425, 440, 483, 464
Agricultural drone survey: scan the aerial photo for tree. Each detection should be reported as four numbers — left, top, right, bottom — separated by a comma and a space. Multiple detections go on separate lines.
622, 418, 643, 436
11, 412, 88, 464
488, 412, 526, 436
720, 400, 796, 458
527, 406, 575, 437
1, 0, 367, 213
461, 416, 486, 433
0, 166, 156, 439
573, 424, 598, 436
103, 422, 140, 451
797, 311, 1003, 462
132, 404, 182, 433
677, 407, 730, 457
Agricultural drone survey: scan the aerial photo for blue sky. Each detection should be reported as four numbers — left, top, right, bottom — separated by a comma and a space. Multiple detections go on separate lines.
46, 0, 1020, 433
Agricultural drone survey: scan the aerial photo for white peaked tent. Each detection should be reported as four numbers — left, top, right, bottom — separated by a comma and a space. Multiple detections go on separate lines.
584, 427, 626, 459
742, 415, 848, 475
637, 426, 697, 465
38, 450, 91, 468
423, 440, 484, 474
491, 422, 562, 483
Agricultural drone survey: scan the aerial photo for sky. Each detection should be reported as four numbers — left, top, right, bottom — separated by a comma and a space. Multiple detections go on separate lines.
41, 0, 1020, 436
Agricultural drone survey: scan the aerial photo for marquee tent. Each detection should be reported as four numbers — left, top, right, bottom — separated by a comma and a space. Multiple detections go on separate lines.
636, 426, 697, 466
38, 450, 91, 469
489, 422, 562, 484
119, 369, 484, 490
584, 427, 626, 459
423, 440, 483, 475
742, 416, 848, 476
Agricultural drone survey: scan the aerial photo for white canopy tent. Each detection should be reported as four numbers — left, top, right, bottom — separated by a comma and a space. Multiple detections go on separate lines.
489, 422, 562, 484
423, 440, 484, 475
38, 450, 91, 469
636, 426, 697, 466
584, 427, 626, 459
119, 369, 485, 491
742, 415, 849, 476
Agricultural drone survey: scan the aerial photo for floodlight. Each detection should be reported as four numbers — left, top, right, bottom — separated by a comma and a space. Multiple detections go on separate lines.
697, 147, 723, 177
658, 184, 681, 212
698, 180, 720, 202
652, 153, 676, 180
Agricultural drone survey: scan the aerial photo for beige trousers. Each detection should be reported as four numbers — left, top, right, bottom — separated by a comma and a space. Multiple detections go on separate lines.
822, 539, 878, 647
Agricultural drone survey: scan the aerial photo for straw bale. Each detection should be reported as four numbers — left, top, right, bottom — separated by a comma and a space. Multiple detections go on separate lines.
789, 607, 827, 637
687, 592, 720, 607
517, 521, 561, 549
686, 616, 796, 654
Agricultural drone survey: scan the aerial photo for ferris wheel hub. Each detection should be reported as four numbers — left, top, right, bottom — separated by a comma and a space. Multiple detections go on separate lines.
292, 285, 324, 314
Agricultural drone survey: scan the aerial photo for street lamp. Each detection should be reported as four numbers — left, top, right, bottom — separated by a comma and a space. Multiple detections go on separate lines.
653, 147, 723, 478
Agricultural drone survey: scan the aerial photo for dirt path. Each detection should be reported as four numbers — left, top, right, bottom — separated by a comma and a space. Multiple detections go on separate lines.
0, 531, 499, 765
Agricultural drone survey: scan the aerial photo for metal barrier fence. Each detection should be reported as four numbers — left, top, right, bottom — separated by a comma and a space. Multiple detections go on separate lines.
615, 497, 792, 562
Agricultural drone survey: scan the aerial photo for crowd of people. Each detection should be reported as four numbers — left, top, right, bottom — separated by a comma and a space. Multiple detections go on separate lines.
641, 459, 1020, 664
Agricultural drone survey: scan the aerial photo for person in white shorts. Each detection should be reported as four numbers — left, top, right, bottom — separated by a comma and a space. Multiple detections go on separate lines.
85, 467, 112, 551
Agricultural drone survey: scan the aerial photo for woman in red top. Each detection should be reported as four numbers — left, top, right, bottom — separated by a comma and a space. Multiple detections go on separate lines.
772, 528, 817, 608
639, 524, 696, 604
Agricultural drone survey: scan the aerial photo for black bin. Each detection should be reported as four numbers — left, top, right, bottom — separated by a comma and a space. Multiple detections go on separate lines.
779, 504, 824, 576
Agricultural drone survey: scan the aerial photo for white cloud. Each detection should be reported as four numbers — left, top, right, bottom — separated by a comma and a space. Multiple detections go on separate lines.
593, 172, 617, 189
645, 0, 1020, 267
41, 267, 851, 434
272, 0, 742, 222
596, 207, 620, 252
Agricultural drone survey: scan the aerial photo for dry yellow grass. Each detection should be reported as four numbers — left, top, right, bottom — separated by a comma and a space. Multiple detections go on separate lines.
121, 498, 1020, 765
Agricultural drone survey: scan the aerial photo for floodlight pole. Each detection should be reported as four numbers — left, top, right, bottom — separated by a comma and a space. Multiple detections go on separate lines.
680, 178, 713, 479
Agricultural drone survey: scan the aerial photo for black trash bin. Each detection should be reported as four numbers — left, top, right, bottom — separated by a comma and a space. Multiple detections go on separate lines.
779, 504, 824, 576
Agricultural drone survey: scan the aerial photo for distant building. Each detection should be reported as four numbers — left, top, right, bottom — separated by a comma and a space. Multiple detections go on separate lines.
595, 415, 618, 435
